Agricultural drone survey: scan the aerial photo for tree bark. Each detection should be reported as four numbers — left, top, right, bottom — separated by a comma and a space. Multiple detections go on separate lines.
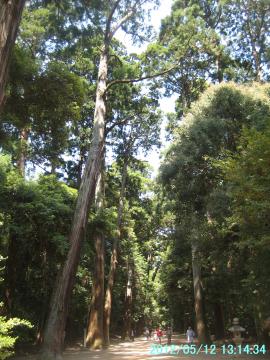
252, 49, 263, 82
253, 294, 266, 343
0, 0, 26, 110
191, 242, 210, 344
216, 55, 223, 84
122, 258, 133, 340
76, 148, 86, 188
17, 127, 28, 177
4, 233, 17, 316
40, 45, 108, 360
86, 168, 105, 349
36, 241, 49, 346
214, 302, 225, 340
103, 157, 128, 347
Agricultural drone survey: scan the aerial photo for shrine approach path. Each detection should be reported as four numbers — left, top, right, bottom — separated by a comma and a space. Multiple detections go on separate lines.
14, 334, 270, 360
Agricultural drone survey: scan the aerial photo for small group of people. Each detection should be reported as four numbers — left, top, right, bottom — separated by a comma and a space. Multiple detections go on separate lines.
145, 326, 172, 344
145, 325, 196, 345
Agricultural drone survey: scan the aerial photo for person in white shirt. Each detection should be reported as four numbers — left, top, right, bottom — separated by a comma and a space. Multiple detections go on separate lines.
186, 326, 195, 343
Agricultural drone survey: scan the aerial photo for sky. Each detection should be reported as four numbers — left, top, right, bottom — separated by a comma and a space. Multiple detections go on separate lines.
115, 0, 177, 177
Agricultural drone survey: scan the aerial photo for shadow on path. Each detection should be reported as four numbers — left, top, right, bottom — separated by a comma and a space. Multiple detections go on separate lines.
13, 335, 270, 360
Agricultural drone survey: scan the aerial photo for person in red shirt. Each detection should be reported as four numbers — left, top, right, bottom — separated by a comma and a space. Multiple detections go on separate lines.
156, 327, 163, 344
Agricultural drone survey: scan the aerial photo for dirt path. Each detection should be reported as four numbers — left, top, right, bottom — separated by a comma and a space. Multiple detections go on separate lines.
14, 335, 270, 360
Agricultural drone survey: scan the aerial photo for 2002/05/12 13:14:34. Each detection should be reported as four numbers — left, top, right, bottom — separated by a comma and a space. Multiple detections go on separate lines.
149, 344, 267, 355
221, 344, 267, 355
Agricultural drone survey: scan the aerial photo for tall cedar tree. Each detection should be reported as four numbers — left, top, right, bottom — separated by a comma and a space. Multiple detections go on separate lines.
40, 1, 159, 358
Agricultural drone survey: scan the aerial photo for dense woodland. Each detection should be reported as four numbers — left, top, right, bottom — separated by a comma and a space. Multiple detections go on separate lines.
0, 0, 270, 359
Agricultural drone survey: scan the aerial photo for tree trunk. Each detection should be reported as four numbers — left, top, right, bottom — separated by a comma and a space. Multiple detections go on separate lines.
103, 158, 128, 347
51, 162, 57, 175
122, 259, 133, 340
76, 149, 85, 188
191, 242, 210, 344
36, 242, 49, 346
214, 302, 225, 340
17, 127, 28, 177
253, 297, 265, 343
40, 45, 108, 360
252, 49, 262, 82
151, 262, 161, 282
4, 234, 17, 316
0, 0, 26, 110
86, 168, 105, 349
216, 55, 223, 83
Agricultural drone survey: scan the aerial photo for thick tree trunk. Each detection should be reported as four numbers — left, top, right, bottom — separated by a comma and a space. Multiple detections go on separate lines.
122, 259, 133, 340
40, 46, 108, 360
103, 158, 128, 347
86, 169, 105, 349
17, 127, 28, 177
191, 242, 210, 344
86, 231, 104, 348
0, 0, 26, 110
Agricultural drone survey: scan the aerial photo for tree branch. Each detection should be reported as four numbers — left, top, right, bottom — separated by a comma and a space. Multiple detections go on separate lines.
109, 10, 134, 39
106, 117, 130, 135
107, 0, 150, 40
105, 32, 195, 92
105, 0, 122, 40
105, 63, 179, 92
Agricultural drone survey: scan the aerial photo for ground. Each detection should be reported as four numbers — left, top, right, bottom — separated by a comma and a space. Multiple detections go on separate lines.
13, 335, 270, 360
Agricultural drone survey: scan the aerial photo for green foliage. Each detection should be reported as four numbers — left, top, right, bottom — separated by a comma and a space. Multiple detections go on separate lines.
222, 0, 270, 81
0, 307, 32, 360
216, 123, 270, 325
218, 125, 270, 250
0, 155, 77, 327
0, 256, 32, 360
160, 82, 270, 335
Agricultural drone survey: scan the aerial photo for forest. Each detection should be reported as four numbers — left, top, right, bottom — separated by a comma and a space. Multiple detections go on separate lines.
0, 1, 270, 360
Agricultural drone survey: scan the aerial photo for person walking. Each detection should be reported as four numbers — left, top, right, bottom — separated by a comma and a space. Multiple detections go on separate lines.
166, 326, 172, 345
186, 326, 195, 343
145, 327, 150, 340
156, 327, 163, 344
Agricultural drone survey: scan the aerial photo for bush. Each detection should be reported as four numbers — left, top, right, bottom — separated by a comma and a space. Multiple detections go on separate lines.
0, 304, 32, 360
